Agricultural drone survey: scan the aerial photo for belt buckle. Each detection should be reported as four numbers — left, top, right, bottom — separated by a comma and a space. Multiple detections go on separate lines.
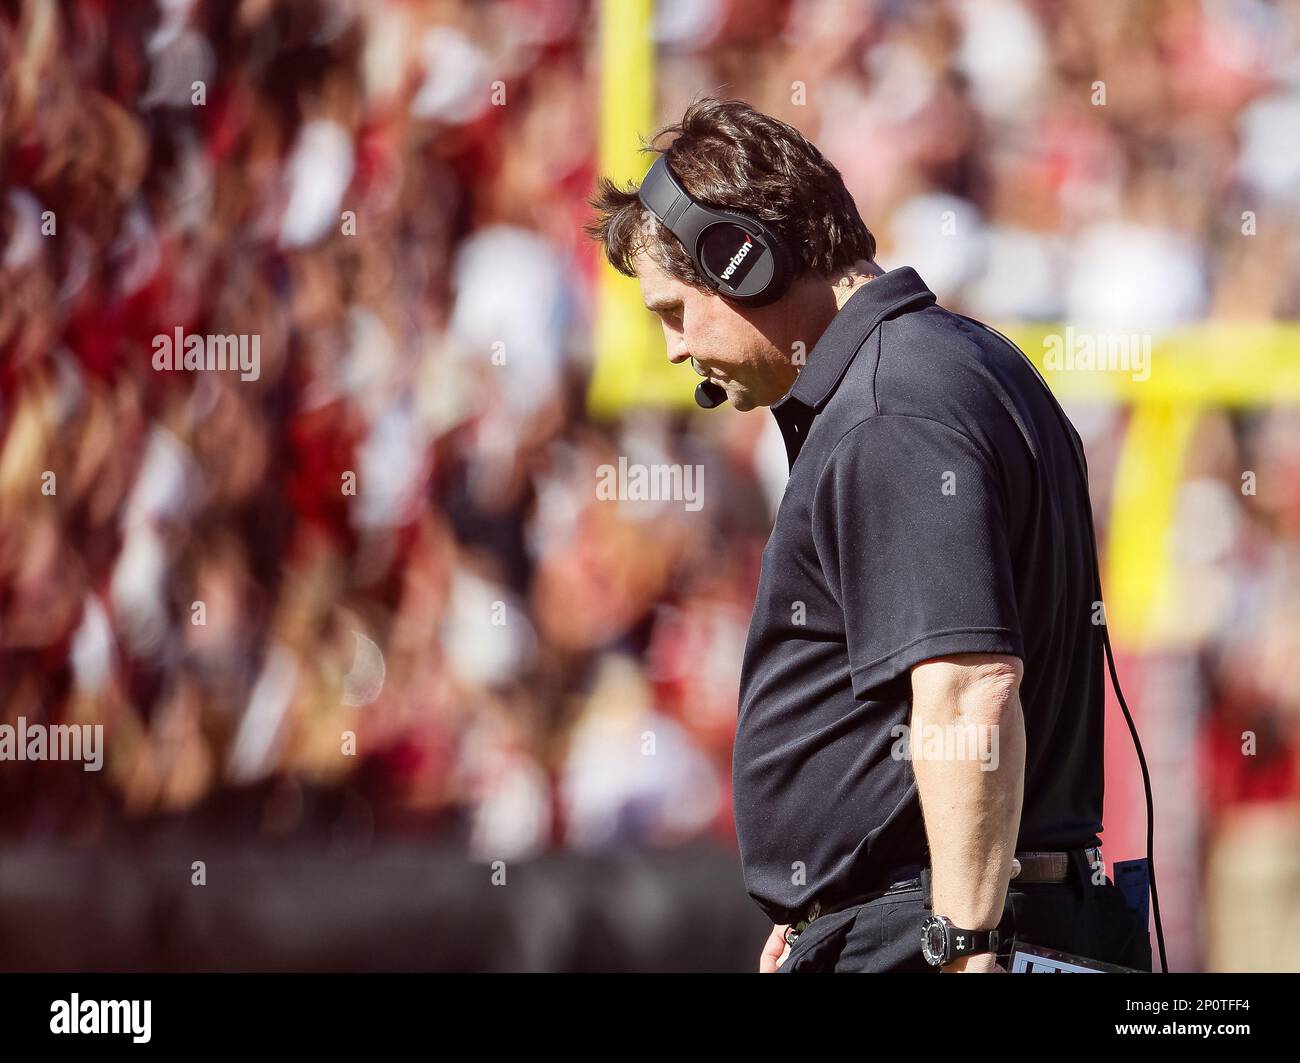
1085, 845, 1105, 884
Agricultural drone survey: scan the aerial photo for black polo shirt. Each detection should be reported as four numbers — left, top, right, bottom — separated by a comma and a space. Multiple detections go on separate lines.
733, 265, 1105, 927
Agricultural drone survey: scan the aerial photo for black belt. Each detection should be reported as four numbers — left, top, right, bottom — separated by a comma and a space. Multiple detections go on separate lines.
784, 846, 1103, 947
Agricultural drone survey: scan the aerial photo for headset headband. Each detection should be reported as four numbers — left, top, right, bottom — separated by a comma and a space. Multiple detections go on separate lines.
637, 154, 793, 307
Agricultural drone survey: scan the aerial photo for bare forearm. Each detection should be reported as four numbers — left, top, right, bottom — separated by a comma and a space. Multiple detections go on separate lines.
910, 665, 1026, 931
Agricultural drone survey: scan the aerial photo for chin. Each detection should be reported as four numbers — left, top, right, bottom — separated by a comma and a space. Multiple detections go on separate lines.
724, 382, 770, 411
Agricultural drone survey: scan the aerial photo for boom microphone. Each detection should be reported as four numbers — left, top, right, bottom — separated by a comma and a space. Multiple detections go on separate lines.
695, 380, 727, 408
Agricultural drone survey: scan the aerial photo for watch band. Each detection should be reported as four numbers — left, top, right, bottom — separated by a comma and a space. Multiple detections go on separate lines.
921, 915, 1001, 966
950, 927, 999, 958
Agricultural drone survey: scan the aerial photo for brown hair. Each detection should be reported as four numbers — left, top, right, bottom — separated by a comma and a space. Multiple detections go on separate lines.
585, 97, 876, 292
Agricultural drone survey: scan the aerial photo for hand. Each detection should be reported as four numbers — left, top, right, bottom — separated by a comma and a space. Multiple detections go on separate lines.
760, 924, 791, 972
940, 952, 1007, 973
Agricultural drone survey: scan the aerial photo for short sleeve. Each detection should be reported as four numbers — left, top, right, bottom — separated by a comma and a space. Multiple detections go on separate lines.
811, 414, 1024, 698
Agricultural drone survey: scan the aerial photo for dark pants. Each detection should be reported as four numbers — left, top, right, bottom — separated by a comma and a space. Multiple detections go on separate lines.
777, 849, 1152, 973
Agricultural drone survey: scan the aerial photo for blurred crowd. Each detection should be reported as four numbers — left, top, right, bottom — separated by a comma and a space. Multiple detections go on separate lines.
1, 0, 1299, 967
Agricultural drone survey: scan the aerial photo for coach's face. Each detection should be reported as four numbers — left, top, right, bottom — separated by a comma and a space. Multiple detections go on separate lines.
633, 249, 799, 412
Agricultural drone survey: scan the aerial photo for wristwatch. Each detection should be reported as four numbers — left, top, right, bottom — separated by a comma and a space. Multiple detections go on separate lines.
920, 914, 1000, 967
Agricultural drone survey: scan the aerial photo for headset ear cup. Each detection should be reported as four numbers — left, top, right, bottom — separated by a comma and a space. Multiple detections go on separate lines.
705, 208, 795, 306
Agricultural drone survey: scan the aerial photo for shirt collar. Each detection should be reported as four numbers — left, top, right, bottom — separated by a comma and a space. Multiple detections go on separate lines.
768, 266, 936, 468
774, 266, 937, 414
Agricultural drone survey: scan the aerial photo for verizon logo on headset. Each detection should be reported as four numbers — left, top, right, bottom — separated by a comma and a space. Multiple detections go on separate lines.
721, 234, 754, 281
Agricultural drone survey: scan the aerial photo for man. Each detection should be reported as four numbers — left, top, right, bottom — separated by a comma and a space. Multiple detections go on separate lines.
586, 98, 1151, 973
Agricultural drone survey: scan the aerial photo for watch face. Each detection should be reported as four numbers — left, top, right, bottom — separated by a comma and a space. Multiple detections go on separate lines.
922, 918, 947, 965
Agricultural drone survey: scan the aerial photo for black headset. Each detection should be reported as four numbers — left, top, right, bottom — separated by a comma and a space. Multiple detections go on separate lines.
638, 154, 796, 308
638, 154, 796, 408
